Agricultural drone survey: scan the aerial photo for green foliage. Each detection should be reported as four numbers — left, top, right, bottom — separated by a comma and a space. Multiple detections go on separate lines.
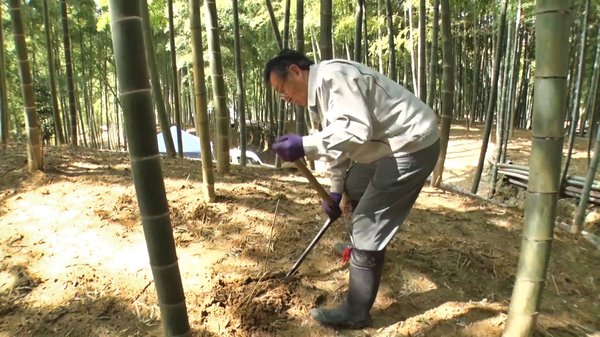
34, 83, 55, 141
0, 0, 596, 145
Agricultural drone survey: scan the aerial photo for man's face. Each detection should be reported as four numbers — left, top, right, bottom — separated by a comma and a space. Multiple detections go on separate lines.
269, 64, 309, 107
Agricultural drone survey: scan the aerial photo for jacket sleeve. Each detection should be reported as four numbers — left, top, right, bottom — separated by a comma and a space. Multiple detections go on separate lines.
327, 156, 351, 194
302, 72, 372, 162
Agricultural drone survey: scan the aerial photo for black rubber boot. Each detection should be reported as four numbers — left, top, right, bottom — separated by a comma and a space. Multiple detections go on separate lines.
311, 248, 385, 328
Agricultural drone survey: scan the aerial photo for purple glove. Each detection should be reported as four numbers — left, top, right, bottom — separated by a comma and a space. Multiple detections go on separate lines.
322, 192, 342, 221
272, 134, 304, 162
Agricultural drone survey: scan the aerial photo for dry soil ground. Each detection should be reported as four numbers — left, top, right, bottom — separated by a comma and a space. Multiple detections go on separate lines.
1, 124, 599, 337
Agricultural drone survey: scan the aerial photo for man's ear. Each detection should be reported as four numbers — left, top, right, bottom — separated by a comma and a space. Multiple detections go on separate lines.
288, 64, 302, 76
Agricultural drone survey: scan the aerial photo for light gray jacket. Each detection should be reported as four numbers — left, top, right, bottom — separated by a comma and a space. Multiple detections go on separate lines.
302, 59, 440, 193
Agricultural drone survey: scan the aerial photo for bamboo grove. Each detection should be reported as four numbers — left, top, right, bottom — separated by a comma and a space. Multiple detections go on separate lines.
1, 0, 598, 336
1, 0, 599, 243
0, 0, 597, 160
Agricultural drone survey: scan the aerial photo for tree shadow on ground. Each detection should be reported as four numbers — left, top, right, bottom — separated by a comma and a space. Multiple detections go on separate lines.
0, 263, 215, 337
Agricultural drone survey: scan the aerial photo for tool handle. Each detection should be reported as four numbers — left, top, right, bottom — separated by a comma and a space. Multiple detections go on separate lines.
286, 217, 334, 278
293, 160, 336, 206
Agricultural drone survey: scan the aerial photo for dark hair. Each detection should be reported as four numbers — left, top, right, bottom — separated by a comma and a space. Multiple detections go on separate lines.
264, 49, 314, 83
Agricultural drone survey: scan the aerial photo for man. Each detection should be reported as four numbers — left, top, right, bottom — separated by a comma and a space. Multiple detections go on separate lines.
265, 49, 440, 328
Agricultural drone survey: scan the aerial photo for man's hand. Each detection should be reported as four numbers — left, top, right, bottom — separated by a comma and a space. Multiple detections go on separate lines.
272, 134, 304, 162
322, 192, 342, 221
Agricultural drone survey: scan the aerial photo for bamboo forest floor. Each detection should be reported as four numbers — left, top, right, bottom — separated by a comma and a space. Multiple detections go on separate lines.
1, 124, 599, 337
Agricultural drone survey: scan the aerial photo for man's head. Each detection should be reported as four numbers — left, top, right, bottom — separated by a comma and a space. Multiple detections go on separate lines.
264, 49, 314, 107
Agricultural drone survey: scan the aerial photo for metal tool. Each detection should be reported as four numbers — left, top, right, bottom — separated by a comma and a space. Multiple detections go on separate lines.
286, 160, 337, 278
286, 216, 335, 278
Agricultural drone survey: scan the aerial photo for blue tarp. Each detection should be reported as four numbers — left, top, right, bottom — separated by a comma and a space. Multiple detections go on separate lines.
157, 126, 265, 165
157, 126, 206, 159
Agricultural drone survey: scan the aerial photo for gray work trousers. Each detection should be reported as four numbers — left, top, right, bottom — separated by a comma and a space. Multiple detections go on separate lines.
344, 140, 440, 251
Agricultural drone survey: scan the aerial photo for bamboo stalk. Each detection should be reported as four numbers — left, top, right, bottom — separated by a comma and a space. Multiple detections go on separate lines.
564, 185, 600, 199
498, 169, 529, 181
497, 168, 529, 177
507, 178, 528, 189
567, 176, 600, 190
563, 190, 600, 204
108, 1, 191, 335
497, 162, 529, 171
498, 164, 600, 191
